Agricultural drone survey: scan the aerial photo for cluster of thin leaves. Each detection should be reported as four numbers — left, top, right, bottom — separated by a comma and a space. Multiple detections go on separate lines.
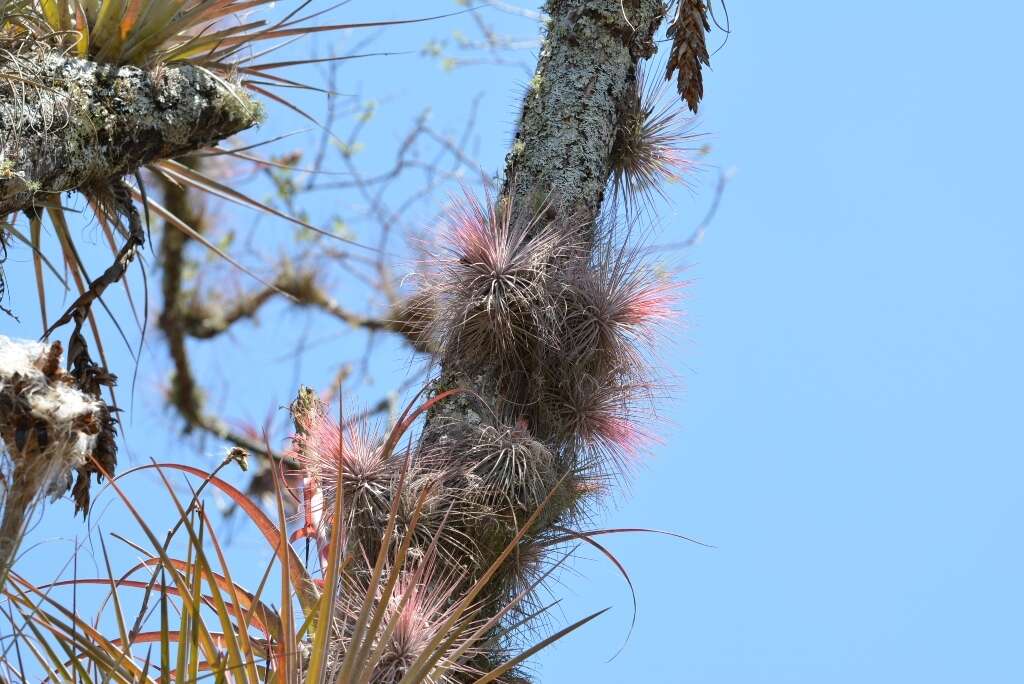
417, 191, 682, 482
610, 64, 703, 213
0, 394, 606, 683
1, 0, 414, 69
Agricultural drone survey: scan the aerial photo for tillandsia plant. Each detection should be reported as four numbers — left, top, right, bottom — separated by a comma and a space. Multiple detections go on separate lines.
0, 393, 606, 683
610, 63, 703, 213
0, 0, 718, 680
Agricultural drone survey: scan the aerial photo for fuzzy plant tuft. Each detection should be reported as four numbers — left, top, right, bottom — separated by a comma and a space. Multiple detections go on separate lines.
331, 552, 484, 684
610, 64, 701, 212
424, 191, 579, 394
417, 191, 681, 477
290, 407, 396, 551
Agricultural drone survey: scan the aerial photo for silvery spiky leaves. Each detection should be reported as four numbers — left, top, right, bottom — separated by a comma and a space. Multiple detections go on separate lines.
417, 192, 680, 487
290, 412, 396, 555
427, 192, 580, 399
462, 423, 557, 516
611, 64, 701, 213
536, 239, 676, 478
288, 405, 483, 579
330, 550, 484, 684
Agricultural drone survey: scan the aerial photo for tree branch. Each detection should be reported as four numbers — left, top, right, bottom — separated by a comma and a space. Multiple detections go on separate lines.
0, 49, 261, 215
179, 269, 392, 340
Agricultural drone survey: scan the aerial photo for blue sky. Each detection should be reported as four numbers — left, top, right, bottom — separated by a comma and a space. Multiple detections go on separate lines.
4, 1, 1023, 682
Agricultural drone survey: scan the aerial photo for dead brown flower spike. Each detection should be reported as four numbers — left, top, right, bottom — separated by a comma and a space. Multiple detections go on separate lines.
665, 0, 712, 113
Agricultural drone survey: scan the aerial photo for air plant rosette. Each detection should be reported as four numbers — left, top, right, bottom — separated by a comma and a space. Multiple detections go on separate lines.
610, 62, 705, 213
416, 190, 683, 480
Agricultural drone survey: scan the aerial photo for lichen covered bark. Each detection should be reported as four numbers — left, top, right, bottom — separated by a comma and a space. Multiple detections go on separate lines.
0, 49, 262, 215
503, 0, 665, 224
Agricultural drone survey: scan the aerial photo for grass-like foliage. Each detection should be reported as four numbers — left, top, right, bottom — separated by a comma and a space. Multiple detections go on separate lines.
0, 392, 606, 683
1, 0, 417, 69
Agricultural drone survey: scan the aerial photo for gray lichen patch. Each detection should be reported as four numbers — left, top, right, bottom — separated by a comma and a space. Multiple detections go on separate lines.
502, 0, 665, 227
0, 47, 261, 215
